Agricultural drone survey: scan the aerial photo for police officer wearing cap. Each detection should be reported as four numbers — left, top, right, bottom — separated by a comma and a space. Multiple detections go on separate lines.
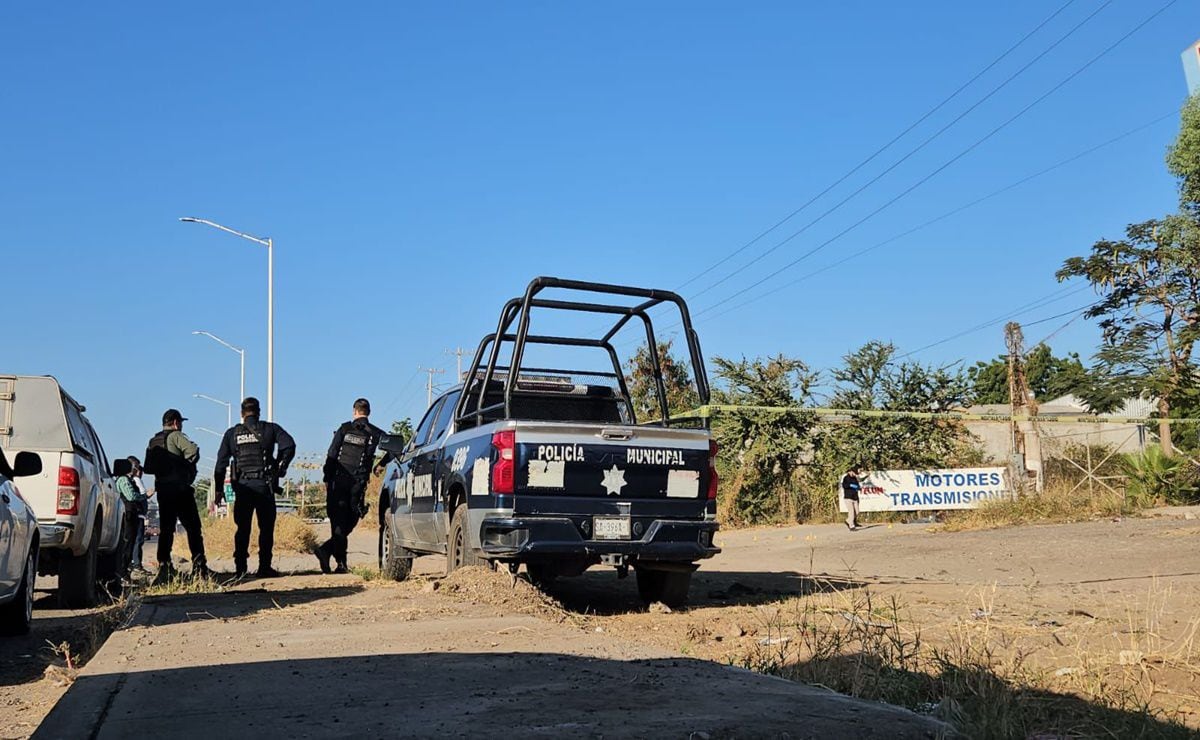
314, 398, 391, 573
144, 409, 209, 582
214, 397, 296, 577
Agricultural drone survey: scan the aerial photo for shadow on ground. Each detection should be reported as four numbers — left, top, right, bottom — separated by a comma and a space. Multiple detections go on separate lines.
36, 652, 950, 739
541, 569, 863, 616
0, 595, 126, 688
767, 652, 1194, 739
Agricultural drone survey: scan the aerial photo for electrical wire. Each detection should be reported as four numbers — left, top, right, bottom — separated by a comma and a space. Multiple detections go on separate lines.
695, 109, 1177, 325
696, 0, 1181, 317
675, 0, 1083, 292
688, 0, 1111, 300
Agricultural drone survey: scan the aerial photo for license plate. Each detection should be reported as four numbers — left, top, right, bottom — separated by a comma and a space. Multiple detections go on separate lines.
593, 516, 631, 540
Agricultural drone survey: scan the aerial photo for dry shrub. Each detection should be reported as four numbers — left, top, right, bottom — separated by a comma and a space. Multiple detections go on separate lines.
174, 514, 318, 559
736, 579, 1198, 738
937, 480, 1127, 532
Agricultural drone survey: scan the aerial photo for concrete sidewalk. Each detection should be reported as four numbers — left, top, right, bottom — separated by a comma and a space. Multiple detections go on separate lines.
35, 576, 949, 739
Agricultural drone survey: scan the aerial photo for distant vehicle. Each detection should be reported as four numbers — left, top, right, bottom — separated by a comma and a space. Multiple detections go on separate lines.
376, 278, 720, 607
0, 448, 41, 634
0, 376, 127, 607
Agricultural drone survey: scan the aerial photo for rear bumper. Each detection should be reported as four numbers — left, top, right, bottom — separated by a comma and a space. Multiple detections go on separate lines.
38, 523, 73, 548
479, 516, 720, 563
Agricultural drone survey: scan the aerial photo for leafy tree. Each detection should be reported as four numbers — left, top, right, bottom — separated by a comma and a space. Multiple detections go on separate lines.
819, 341, 978, 476
710, 355, 817, 524
625, 339, 700, 422
1057, 217, 1200, 455
389, 418, 414, 447
967, 344, 1093, 405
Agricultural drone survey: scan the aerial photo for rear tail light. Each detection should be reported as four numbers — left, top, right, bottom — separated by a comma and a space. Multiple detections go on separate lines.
57, 466, 80, 515
491, 430, 516, 495
707, 440, 719, 500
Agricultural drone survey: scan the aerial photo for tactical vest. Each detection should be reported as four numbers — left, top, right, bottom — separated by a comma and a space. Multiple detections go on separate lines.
233, 421, 274, 481
145, 430, 193, 484
336, 420, 380, 479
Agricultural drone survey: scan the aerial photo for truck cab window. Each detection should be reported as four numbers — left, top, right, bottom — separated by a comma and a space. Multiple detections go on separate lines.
411, 400, 443, 449
430, 391, 461, 442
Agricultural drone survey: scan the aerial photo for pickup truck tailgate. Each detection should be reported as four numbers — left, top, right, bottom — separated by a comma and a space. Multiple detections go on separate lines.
513, 422, 712, 503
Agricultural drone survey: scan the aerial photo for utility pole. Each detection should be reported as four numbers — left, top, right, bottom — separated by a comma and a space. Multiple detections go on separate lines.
1005, 322, 1043, 494
445, 347, 466, 380
420, 367, 446, 407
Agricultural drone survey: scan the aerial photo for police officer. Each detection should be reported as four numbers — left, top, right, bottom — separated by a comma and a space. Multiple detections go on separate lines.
214, 397, 296, 578
315, 398, 391, 574
144, 409, 209, 583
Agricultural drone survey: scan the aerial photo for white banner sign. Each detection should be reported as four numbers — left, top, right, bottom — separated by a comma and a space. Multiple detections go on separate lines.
840, 467, 1013, 512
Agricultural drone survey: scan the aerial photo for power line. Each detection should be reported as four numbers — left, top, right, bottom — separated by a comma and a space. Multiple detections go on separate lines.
689, 0, 1110, 300
697, 109, 1177, 324
894, 291, 1098, 361
696, 0, 1180, 318
675, 0, 1082, 293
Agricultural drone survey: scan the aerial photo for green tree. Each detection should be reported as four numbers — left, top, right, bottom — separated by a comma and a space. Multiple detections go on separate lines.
967, 344, 1093, 405
820, 341, 978, 475
710, 355, 817, 524
1057, 217, 1200, 455
625, 339, 700, 422
389, 418, 414, 447
1058, 97, 1200, 455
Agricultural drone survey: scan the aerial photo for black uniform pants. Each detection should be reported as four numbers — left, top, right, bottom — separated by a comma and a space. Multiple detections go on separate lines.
232, 480, 276, 568
323, 476, 364, 563
156, 484, 205, 567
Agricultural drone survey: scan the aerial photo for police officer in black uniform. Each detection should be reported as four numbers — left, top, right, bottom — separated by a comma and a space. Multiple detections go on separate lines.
214, 397, 296, 578
314, 398, 390, 573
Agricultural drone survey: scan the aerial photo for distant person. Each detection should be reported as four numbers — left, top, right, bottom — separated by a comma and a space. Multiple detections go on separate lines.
841, 466, 862, 531
214, 397, 296, 578
144, 409, 209, 582
116, 456, 150, 575
315, 398, 391, 574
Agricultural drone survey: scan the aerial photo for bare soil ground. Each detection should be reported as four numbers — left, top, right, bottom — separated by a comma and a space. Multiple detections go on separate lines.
3, 509, 1198, 737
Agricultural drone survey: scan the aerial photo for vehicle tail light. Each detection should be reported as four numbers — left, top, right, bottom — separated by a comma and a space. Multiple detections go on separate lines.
707, 440, 719, 500
491, 430, 516, 495
57, 466, 80, 515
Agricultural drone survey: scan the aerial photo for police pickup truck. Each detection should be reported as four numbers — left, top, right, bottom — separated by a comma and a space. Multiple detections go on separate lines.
377, 277, 719, 606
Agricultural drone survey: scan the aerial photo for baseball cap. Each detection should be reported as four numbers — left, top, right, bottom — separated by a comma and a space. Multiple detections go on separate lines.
162, 409, 188, 425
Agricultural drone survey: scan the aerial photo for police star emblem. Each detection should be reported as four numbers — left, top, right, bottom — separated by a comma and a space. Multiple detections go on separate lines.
601, 465, 627, 496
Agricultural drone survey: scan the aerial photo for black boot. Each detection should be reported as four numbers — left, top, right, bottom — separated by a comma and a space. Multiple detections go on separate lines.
191, 554, 212, 580
333, 559, 349, 575
313, 544, 332, 574
234, 559, 248, 578
256, 561, 281, 578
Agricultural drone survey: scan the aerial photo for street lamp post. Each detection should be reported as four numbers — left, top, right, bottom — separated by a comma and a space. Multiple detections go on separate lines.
180, 217, 275, 421
193, 331, 245, 402
193, 394, 232, 429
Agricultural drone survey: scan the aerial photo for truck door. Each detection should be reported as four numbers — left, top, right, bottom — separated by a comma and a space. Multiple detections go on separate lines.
399, 397, 444, 548
414, 390, 460, 547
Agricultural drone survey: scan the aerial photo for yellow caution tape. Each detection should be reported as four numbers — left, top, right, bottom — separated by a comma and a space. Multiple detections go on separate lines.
670, 404, 1200, 425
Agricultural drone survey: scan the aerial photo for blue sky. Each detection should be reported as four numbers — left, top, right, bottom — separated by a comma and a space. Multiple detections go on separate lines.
2, 1, 1197, 469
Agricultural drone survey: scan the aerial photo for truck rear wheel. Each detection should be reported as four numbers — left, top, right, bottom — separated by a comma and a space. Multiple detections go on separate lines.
636, 567, 692, 608
59, 523, 100, 608
381, 521, 413, 582
446, 503, 481, 574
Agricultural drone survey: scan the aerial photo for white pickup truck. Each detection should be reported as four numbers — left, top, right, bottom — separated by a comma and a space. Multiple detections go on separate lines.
0, 376, 127, 606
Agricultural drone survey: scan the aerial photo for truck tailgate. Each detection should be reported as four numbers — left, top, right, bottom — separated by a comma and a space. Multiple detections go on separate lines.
512, 422, 711, 506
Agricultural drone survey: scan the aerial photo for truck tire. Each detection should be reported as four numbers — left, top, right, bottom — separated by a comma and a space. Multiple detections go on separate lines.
59, 522, 100, 608
636, 567, 692, 608
0, 547, 37, 635
446, 503, 482, 574
381, 522, 413, 582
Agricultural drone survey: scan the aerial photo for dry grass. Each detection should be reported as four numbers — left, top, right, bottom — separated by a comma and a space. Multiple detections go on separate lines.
172, 514, 318, 559
734, 577, 1199, 738
937, 481, 1129, 532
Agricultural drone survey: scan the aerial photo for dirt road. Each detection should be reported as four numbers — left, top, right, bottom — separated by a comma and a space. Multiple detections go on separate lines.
6, 510, 1199, 737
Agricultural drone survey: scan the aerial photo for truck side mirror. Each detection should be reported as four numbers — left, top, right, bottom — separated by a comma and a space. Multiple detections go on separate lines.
12, 451, 43, 478
112, 458, 133, 477
379, 434, 407, 455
